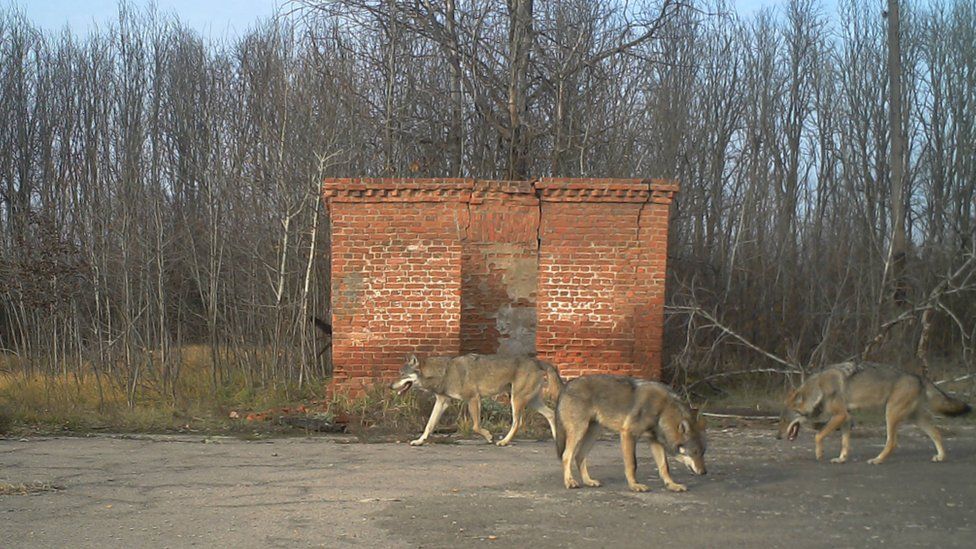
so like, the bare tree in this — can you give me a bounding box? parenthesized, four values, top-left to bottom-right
(1, 0, 974, 407)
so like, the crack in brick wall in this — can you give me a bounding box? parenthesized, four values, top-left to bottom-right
(323, 178, 677, 396)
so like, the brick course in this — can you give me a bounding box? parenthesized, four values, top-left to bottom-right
(323, 177, 677, 397)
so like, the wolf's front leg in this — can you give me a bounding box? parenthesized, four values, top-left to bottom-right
(650, 441, 686, 492)
(621, 432, 649, 492)
(830, 419, 852, 464)
(411, 394, 450, 446)
(814, 413, 848, 462)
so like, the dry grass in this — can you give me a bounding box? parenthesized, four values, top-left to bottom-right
(7, 348, 968, 437)
(0, 480, 61, 496)
(328, 386, 555, 443)
(0, 404, 11, 434)
(0, 345, 327, 434)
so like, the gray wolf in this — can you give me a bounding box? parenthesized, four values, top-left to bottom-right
(390, 353, 562, 446)
(778, 361, 972, 464)
(555, 375, 707, 492)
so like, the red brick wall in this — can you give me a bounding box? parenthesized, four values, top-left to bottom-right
(535, 179, 676, 380)
(323, 177, 677, 396)
(324, 179, 469, 395)
(460, 181, 539, 355)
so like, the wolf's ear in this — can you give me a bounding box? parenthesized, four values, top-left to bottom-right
(696, 415, 707, 431)
(405, 354, 419, 368)
(679, 419, 690, 435)
(692, 402, 708, 421)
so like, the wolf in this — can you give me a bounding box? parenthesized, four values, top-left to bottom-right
(390, 353, 563, 447)
(778, 361, 972, 464)
(555, 375, 707, 492)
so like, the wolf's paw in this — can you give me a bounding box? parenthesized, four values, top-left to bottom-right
(830, 457, 847, 464)
(583, 478, 602, 487)
(628, 483, 650, 493)
(665, 483, 687, 493)
(409, 438, 427, 446)
(815, 449, 824, 461)
(564, 478, 580, 489)
(867, 457, 885, 465)
(496, 439, 511, 447)
(931, 454, 945, 463)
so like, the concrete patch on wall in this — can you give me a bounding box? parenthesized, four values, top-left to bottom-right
(336, 272, 364, 311)
(495, 304, 537, 356)
(461, 243, 538, 354)
(499, 255, 536, 302)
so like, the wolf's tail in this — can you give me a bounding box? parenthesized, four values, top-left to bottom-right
(554, 404, 567, 460)
(926, 381, 972, 417)
(540, 360, 564, 400)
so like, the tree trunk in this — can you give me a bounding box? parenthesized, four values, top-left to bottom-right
(506, 0, 534, 179)
(883, 0, 913, 367)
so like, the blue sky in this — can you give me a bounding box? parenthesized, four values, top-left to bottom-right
(10, 0, 287, 37)
(11, 1, 833, 37)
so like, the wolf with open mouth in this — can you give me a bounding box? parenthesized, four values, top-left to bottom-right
(390, 353, 563, 446)
(778, 361, 971, 464)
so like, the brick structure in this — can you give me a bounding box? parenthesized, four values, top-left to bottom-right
(323, 178, 677, 396)
(324, 179, 468, 395)
(535, 178, 677, 380)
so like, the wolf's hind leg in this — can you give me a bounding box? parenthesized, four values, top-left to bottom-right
(467, 397, 493, 443)
(576, 423, 602, 487)
(870, 381, 920, 464)
(561, 420, 585, 489)
(915, 414, 946, 462)
(869, 396, 914, 464)
(528, 394, 557, 439)
(498, 394, 526, 446)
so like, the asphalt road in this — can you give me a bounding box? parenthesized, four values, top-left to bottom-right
(2, 423, 975, 548)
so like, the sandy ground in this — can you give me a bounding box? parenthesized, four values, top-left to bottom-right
(2, 423, 975, 548)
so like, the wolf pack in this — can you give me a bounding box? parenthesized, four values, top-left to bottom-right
(390, 353, 972, 492)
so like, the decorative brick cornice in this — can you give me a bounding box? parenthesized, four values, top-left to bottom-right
(469, 180, 536, 205)
(534, 178, 679, 204)
(323, 178, 474, 203)
(323, 177, 679, 204)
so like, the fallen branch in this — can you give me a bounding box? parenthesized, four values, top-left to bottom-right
(934, 373, 975, 386)
(864, 252, 976, 361)
(701, 412, 779, 421)
(688, 368, 802, 389)
(668, 304, 802, 371)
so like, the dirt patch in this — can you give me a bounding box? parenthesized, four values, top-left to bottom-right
(2, 424, 975, 548)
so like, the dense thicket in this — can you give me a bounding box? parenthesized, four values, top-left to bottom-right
(1, 0, 973, 399)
